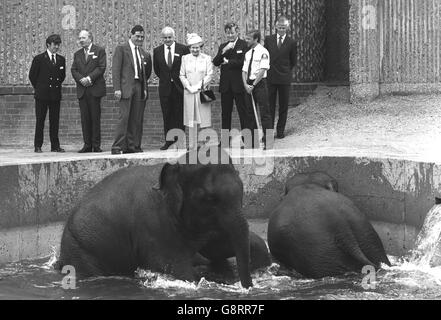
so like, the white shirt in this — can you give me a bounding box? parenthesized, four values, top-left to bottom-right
(164, 42, 176, 65)
(84, 43, 93, 56)
(47, 50, 57, 64)
(129, 39, 142, 79)
(277, 33, 286, 46)
(242, 43, 270, 80)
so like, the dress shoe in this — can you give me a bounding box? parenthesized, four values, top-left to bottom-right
(111, 149, 123, 155)
(276, 133, 285, 139)
(78, 146, 92, 153)
(34, 147, 42, 153)
(123, 149, 136, 154)
(51, 147, 65, 152)
(92, 147, 103, 153)
(134, 148, 143, 153)
(160, 141, 173, 151)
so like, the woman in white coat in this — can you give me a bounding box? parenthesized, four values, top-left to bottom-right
(179, 33, 214, 150)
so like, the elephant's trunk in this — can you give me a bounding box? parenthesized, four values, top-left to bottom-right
(221, 212, 253, 289)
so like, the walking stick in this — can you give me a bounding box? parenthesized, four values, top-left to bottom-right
(250, 92, 263, 146)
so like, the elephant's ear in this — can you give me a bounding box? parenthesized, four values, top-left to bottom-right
(159, 163, 183, 217)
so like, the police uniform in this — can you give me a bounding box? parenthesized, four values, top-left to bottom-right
(29, 50, 66, 151)
(242, 43, 273, 148)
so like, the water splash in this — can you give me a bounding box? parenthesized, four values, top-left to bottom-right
(410, 204, 441, 267)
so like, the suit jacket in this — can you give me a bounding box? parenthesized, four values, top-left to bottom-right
(264, 34, 297, 84)
(112, 42, 152, 100)
(153, 42, 190, 96)
(71, 44, 107, 99)
(213, 38, 248, 93)
(29, 51, 66, 101)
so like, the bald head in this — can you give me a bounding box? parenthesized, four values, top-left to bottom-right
(161, 26, 175, 46)
(78, 29, 93, 48)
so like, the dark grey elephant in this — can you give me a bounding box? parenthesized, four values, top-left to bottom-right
(56, 148, 265, 288)
(268, 172, 391, 278)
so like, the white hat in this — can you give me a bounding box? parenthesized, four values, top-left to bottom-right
(186, 33, 203, 46)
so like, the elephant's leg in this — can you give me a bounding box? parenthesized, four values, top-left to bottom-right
(249, 232, 272, 270)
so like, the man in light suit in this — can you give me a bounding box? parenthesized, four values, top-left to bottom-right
(29, 34, 66, 153)
(153, 26, 189, 150)
(71, 30, 106, 153)
(264, 15, 297, 139)
(111, 25, 152, 154)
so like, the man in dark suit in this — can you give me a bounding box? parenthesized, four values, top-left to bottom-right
(153, 26, 189, 150)
(29, 34, 66, 153)
(71, 30, 106, 153)
(213, 22, 254, 147)
(111, 25, 152, 154)
(264, 15, 297, 139)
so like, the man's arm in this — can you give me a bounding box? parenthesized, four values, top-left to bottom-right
(153, 48, 160, 78)
(112, 46, 123, 92)
(29, 56, 39, 88)
(71, 52, 83, 83)
(88, 47, 107, 81)
(144, 53, 152, 81)
(290, 40, 298, 69)
(60, 57, 66, 83)
(212, 44, 225, 67)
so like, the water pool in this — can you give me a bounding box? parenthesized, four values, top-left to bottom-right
(1, 256, 441, 300)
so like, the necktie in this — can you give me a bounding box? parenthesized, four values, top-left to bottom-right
(84, 48, 89, 61)
(135, 46, 142, 79)
(247, 49, 255, 82)
(278, 36, 283, 49)
(167, 46, 172, 69)
(51, 54, 56, 65)
(135, 46, 145, 99)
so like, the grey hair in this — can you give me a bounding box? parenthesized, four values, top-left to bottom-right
(161, 26, 175, 36)
(79, 29, 93, 41)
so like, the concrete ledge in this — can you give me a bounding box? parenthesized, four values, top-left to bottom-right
(1, 151, 441, 263)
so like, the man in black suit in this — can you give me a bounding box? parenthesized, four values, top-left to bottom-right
(264, 15, 297, 139)
(213, 22, 253, 147)
(29, 34, 66, 153)
(111, 25, 152, 154)
(71, 30, 107, 153)
(153, 27, 189, 150)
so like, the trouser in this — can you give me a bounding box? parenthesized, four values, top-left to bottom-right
(221, 90, 252, 131)
(268, 83, 290, 135)
(112, 80, 146, 152)
(79, 89, 102, 149)
(160, 84, 184, 142)
(244, 79, 273, 147)
(34, 99, 61, 149)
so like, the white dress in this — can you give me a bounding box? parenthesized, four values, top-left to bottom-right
(179, 53, 214, 128)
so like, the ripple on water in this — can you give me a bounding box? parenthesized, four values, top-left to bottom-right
(2, 256, 441, 299)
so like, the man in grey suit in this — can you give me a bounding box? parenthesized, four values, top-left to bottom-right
(111, 25, 152, 154)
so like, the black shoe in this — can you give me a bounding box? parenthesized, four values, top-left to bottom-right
(134, 148, 143, 153)
(51, 147, 65, 152)
(78, 146, 92, 153)
(160, 141, 174, 151)
(111, 149, 123, 155)
(276, 133, 285, 139)
(123, 149, 136, 154)
(92, 147, 103, 153)
(34, 147, 42, 153)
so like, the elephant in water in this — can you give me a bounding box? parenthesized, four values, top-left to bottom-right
(268, 172, 391, 278)
(55, 148, 269, 288)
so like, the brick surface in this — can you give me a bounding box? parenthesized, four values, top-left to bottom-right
(0, 84, 315, 149)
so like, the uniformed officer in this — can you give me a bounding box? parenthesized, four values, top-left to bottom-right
(29, 34, 66, 153)
(242, 29, 273, 150)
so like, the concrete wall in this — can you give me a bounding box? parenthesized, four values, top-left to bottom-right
(349, 0, 441, 101)
(2, 153, 441, 263)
